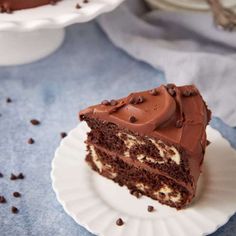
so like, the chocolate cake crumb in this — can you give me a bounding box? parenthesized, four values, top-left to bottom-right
(18, 173, 24, 179)
(116, 218, 124, 226)
(10, 174, 17, 180)
(76, 3, 81, 9)
(110, 100, 117, 106)
(28, 138, 35, 144)
(60, 132, 67, 139)
(175, 120, 183, 128)
(0, 172, 3, 178)
(150, 89, 158, 96)
(129, 116, 137, 123)
(0, 196, 6, 203)
(101, 100, 110, 106)
(30, 119, 40, 126)
(13, 192, 21, 198)
(147, 205, 154, 212)
(11, 206, 19, 214)
(6, 97, 12, 103)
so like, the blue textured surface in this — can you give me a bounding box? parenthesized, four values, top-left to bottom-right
(0, 21, 235, 236)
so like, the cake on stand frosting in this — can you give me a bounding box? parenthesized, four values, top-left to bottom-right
(0, 0, 124, 66)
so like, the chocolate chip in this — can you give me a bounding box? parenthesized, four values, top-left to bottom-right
(116, 218, 124, 226)
(0, 172, 3, 178)
(6, 97, 12, 103)
(207, 140, 211, 146)
(137, 96, 144, 104)
(168, 88, 176, 96)
(10, 174, 17, 180)
(129, 116, 137, 123)
(129, 96, 137, 104)
(101, 100, 110, 106)
(175, 120, 183, 128)
(83, 0, 89, 2)
(30, 119, 40, 126)
(75, 3, 81, 8)
(60, 132, 67, 139)
(11, 206, 19, 214)
(0, 196, 6, 203)
(158, 142, 165, 148)
(131, 190, 142, 198)
(166, 83, 175, 89)
(147, 205, 154, 212)
(13, 192, 21, 198)
(28, 138, 35, 144)
(18, 173, 24, 179)
(110, 100, 117, 106)
(150, 89, 158, 96)
(168, 149, 175, 156)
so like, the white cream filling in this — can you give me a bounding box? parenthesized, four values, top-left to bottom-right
(118, 133, 181, 165)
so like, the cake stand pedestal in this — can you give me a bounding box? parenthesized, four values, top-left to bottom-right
(0, 28, 65, 66)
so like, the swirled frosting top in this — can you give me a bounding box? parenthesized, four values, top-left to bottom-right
(80, 84, 211, 153)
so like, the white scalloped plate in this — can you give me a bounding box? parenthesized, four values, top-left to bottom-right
(51, 122, 236, 236)
(0, 0, 124, 31)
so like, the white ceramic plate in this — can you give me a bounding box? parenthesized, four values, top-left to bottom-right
(0, 0, 124, 31)
(146, 0, 236, 11)
(51, 122, 236, 236)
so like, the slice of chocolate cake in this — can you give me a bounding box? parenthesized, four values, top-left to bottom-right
(79, 84, 211, 209)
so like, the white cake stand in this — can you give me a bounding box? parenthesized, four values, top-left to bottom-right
(0, 0, 124, 66)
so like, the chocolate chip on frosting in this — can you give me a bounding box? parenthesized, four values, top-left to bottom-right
(129, 96, 136, 105)
(176, 120, 183, 128)
(110, 100, 117, 106)
(150, 89, 158, 96)
(137, 96, 144, 104)
(129, 116, 137, 123)
(101, 100, 110, 106)
(166, 83, 175, 89)
(167, 88, 176, 97)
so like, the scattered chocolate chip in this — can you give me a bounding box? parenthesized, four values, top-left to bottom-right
(116, 218, 124, 226)
(13, 192, 21, 198)
(6, 97, 12, 103)
(17, 173, 24, 179)
(206, 140, 211, 146)
(175, 120, 183, 128)
(129, 116, 137, 123)
(10, 174, 17, 180)
(131, 190, 142, 198)
(60, 132, 67, 139)
(110, 100, 117, 106)
(11, 206, 19, 214)
(28, 138, 35, 144)
(137, 96, 144, 104)
(101, 100, 110, 106)
(150, 89, 158, 96)
(75, 3, 81, 8)
(30, 119, 40, 126)
(167, 88, 176, 96)
(83, 0, 89, 3)
(147, 205, 154, 212)
(0, 196, 6, 203)
(0, 172, 3, 178)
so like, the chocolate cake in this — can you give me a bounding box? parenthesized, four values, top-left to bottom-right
(0, 0, 59, 13)
(79, 84, 211, 209)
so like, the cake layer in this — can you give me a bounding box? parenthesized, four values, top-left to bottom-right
(85, 117, 192, 185)
(0, 0, 58, 12)
(86, 144, 191, 209)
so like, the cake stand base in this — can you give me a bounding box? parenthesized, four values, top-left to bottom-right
(0, 28, 65, 66)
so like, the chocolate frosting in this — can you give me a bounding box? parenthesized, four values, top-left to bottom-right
(80, 84, 211, 197)
(0, 0, 58, 12)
